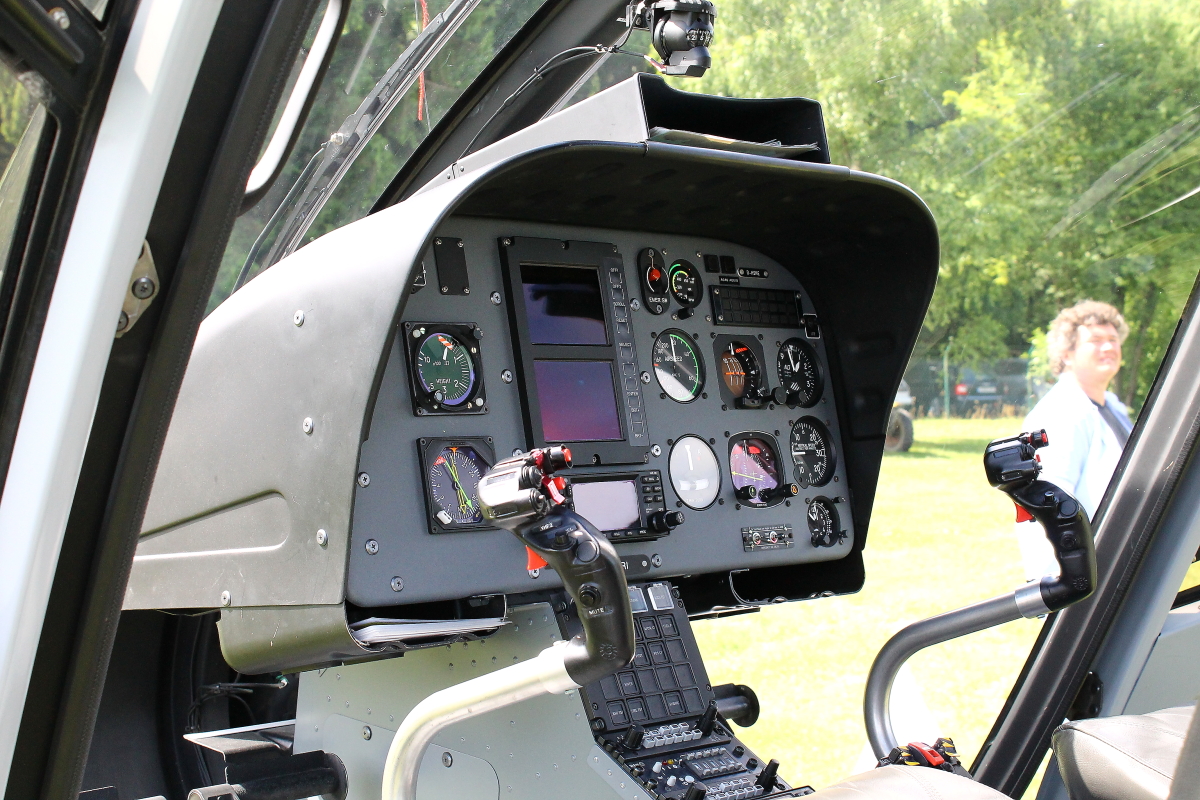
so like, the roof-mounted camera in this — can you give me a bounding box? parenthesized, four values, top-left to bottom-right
(629, 0, 717, 77)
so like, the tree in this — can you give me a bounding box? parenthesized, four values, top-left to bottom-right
(684, 0, 1200, 411)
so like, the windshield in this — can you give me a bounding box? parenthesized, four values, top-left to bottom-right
(209, 0, 545, 311)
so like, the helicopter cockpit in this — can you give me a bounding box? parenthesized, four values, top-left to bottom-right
(22, 1, 1191, 800)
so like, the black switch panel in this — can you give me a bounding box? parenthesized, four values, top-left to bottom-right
(710, 286, 803, 328)
(561, 581, 813, 799)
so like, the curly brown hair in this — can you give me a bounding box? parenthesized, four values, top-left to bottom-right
(1047, 300, 1129, 376)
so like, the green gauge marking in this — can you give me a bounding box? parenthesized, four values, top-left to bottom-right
(416, 332, 476, 406)
(652, 329, 705, 402)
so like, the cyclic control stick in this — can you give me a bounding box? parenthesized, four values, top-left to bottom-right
(864, 430, 1097, 760)
(383, 447, 635, 800)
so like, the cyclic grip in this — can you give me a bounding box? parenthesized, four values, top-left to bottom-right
(479, 446, 636, 684)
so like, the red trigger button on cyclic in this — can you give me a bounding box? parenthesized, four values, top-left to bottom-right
(1015, 504, 1034, 523)
(526, 547, 548, 571)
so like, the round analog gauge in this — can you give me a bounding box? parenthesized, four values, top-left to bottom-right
(669, 435, 721, 509)
(653, 330, 705, 402)
(789, 417, 835, 487)
(719, 341, 763, 400)
(729, 435, 781, 507)
(416, 332, 476, 406)
(807, 497, 842, 547)
(668, 259, 702, 308)
(777, 338, 823, 407)
(428, 445, 490, 526)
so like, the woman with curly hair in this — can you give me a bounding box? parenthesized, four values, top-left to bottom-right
(1018, 300, 1132, 579)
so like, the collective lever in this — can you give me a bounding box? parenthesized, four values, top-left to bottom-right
(863, 429, 1098, 760)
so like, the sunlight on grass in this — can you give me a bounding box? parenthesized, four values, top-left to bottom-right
(693, 418, 1044, 790)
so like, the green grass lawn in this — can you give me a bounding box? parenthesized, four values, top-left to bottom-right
(692, 417, 1044, 790)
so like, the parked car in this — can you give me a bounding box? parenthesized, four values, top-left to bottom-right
(886, 379, 915, 451)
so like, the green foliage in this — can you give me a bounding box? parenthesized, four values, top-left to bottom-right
(680, 0, 1200, 411)
(0, 71, 33, 169)
(210, 0, 544, 312)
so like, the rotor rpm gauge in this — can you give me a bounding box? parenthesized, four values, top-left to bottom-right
(653, 329, 705, 402)
(420, 438, 495, 533)
(777, 338, 823, 407)
(404, 323, 487, 415)
(789, 417, 835, 487)
(728, 434, 782, 507)
(667, 259, 703, 311)
(807, 497, 844, 548)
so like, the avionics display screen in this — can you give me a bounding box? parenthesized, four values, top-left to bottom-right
(521, 263, 608, 345)
(533, 360, 622, 442)
(572, 480, 640, 532)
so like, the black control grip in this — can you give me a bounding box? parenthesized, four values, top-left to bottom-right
(516, 508, 636, 684)
(984, 431, 1097, 612)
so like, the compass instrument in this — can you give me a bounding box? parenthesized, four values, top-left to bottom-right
(652, 329, 705, 402)
(807, 497, 843, 547)
(419, 438, 495, 533)
(789, 417, 835, 487)
(404, 322, 486, 415)
(728, 433, 784, 507)
(776, 337, 823, 407)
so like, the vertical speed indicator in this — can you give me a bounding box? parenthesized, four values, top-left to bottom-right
(789, 417, 835, 487)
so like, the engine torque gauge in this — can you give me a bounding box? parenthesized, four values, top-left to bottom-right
(807, 497, 844, 547)
(728, 433, 787, 507)
(777, 338, 823, 407)
(667, 259, 703, 316)
(652, 329, 705, 402)
(419, 437, 495, 533)
(404, 322, 487, 416)
(790, 417, 836, 487)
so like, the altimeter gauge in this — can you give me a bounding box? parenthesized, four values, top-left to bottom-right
(404, 322, 487, 415)
(419, 438, 496, 533)
(776, 338, 823, 407)
(653, 329, 705, 402)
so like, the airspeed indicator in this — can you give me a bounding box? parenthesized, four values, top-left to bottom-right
(652, 329, 704, 402)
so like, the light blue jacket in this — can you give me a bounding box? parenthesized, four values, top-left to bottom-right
(1022, 373, 1132, 519)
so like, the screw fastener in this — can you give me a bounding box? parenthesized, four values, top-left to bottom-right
(220, 591, 231, 607)
(131, 276, 156, 299)
(390, 576, 404, 592)
(442, 752, 454, 768)
(316, 529, 328, 546)
(48, 7, 69, 28)
(365, 539, 379, 555)
(501, 369, 513, 383)
(358, 472, 371, 487)
(650, 444, 662, 457)
(362, 726, 373, 740)
(490, 291, 502, 305)
(294, 310, 305, 326)
(302, 417, 314, 434)
(640, 371, 651, 384)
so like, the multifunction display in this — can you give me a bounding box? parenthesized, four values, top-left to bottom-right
(500, 237, 650, 465)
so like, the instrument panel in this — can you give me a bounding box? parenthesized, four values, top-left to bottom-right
(347, 218, 853, 608)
